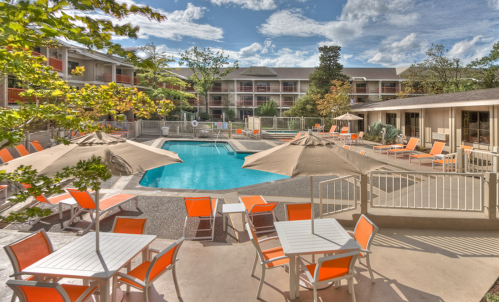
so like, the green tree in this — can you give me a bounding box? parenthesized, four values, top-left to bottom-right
(315, 80, 351, 117)
(468, 41, 499, 89)
(255, 100, 278, 116)
(179, 47, 239, 114)
(284, 94, 320, 117)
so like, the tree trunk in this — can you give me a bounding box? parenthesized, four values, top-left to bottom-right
(204, 93, 209, 116)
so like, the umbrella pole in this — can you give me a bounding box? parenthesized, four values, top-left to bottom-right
(95, 189, 100, 252)
(310, 176, 314, 234)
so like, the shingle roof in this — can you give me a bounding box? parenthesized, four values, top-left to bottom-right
(351, 88, 499, 111)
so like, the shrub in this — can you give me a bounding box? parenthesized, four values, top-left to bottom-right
(368, 122, 401, 143)
(288, 119, 300, 130)
(199, 112, 211, 121)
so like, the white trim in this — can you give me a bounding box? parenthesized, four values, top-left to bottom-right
(351, 99, 499, 112)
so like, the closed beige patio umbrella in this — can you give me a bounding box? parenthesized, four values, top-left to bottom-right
(1, 132, 182, 251)
(242, 132, 384, 234)
(333, 112, 363, 133)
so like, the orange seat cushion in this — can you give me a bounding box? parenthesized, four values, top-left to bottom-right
(99, 194, 136, 211)
(240, 196, 266, 212)
(410, 154, 433, 159)
(305, 256, 352, 282)
(62, 284, 96, 302)
(373, 144, 403, 149)
(118, 261, 150, 288)
(262, 246, 288, 268)
(389, 148, 411, 153)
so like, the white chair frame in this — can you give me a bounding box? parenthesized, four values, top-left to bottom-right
(7, 280, 99, 302)
(347, 214, 379, 283)
(183, 198, 218, 241)
(115, 237, 184, 302)
(297, 251, 359, 302)
(246, 223, 288, 299)
(239, 196, 277, 234)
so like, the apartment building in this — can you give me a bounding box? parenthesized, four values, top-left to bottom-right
(171, 66, 420, 119)
(0, 41, 147, 115)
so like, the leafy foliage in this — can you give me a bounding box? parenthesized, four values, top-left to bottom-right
(315, 80, 351, 117)
(468, 41, 499, 89)
(255, 100, 278, 116)
(179, 47, 239, 115)
(368, 122, 401, 143)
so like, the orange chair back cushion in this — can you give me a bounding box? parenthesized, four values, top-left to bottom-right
(250, 202, 277, 214)
(430, 142, 446, 155)
(0, 149, 14, 163)
(19, 286, 64, 302)
(149, 245, 178, 281)
(286, 203, 312, 221)
(10, 232, 51, 271)
(406, 137, 419, 150)
(31, 141, 44, 152)
(350, 134, 358, 140)
(16, 145, 30, 156)
(236, 129, 242, 134)
(66, 189, 96, 209)
(354, 216, 375, 250)
(316, 256, 353, 282)
(359, 131, 364, 138)
(184, 197, 212, 217)
(114, 218, 147, 234)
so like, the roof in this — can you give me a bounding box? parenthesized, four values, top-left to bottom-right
(350, 88, 499, 111)
(171, 67, 409, 81)
(58, 39, 134, 67)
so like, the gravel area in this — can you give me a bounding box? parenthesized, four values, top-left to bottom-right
(238, 141, 274, 150)
(133, 135, 159, 146)
(5, 196, 238, 243)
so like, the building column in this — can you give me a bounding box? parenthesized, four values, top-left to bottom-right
(378, 81, 382, 99)
(494, 105, 499, 148)
(61, 48, 68, 80)
(42, 47, 50, 66)
(490, 105, 496, 150)
(298, 80, 301, 95)
(1, 75, 8, 107)
(398, 81, 402, 94)
(252, 80, 255, 116)
(450, 107, 456, 152)
(111, 63, 116, 83)
(420, 109, 425, 147)
(234, 80, 238, 119)
(396, 110, 401, 129)
(130, 70, 134, 86)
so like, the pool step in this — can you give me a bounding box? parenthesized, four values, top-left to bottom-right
(224, 144, 235, 155)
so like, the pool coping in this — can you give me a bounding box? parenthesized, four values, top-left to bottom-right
(130, 137, 294, 194)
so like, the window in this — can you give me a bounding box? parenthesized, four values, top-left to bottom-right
(256, 82, 270, 92)
(462, 111, 489, 144)
(355, 83, 367, 93)
(405, 112, 419, 137)
(282, 82, 297, 92)
(239, 82, 253, 92)
(358, 114, 365, 132)
(211, 82, 222, 92)
(386, 113, 396, 127)
(213, 82, 221, 87)
(212, 96, 222, 101)
(68, 61, 80, 75)
(116, 68, 122, 75)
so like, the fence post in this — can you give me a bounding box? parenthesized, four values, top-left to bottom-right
(360, 174, 368, 215)
(485, 172, 497, 219)
(301, 116, 304, 131)
(493, 146, 498, 173)
(457, 147, 464, 173)
(229, 121, 232, 138)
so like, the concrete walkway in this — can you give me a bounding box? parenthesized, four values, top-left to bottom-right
(1, 228, 497, 302)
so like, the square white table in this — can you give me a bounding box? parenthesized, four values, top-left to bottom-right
(275, 219, 361, 300)
(22, 232, 156, 302)
(222, 203, 246, 231)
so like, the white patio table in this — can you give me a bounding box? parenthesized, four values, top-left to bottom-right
(275, 219, 361, 300)
(21, 232, 156, 302)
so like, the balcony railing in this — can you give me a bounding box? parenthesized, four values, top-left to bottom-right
(212, 114, 222, 119)
(281, 100, 295, 107)
(187, 99, 197, 106)
(185, 86, 195, 92)
(116, 74, 131, 84)
(49, 57, 63, 72)
(256, 100, 270, 106)
(134, 77, 140, 85)
(379, 87, 399, 93)
(165, 84, 181, 90)
(8, 88, 33, 104)
(237, 100, 254, 107)
(282, 86, 298, 92)
(238, 86, 253, 92)
(210, 100, 223, 106)
(355, 87, 368, 93)
(31, 51, 42, 57)
(210, 86, 222, 92)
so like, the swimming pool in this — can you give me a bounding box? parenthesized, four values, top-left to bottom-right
(140, 141, 288, 190)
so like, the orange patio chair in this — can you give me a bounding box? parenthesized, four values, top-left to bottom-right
(250, 129, 260, 139)
(0, 185, 7, 200)
(7, 280, 99, 302)
(280, 132, 301, 144)
(239, 196, 277, 234)
(116, 237, 184, 301)
(235, 129, 245, 138)
(29, 192, 84, 223)
(183, 197, 218, 241)
(4, 230, 55, 298)
(347, 214, 379, 283)
(246, 223, 289, 299)
(285, 203, 312, 221)
(340, 126, 349, 134)
(409, 141, 446, 165)
(432, 145, 473, 171)
(29, 140, 44, 153)
(112, 216, 148, 234)
(318, 125, 336, 137)
(349, 133, 359, 145)
(14, 144, 30, 157)
(343, 145, 351, 150)
(358, 150, 366, 155)
(0, 149, 14, 163)
(298, 251, 359, 302)
(358, 131, 364, 144)
(64, 189, 138, 234)
(387, 137, 419, 158)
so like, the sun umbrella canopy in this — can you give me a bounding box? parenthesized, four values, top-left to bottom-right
(242, 134, 384, 177)
(1, 132, 182, 177)
(333, 112, 363, 121)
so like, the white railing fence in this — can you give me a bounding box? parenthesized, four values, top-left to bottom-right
(466, 149, 499, 173)
(369, 171, 484, 212)
(319, 175, 359, 217)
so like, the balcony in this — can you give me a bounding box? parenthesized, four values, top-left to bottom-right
(8, 88, 33, 104)
(210, 100, 223, 106)
(187, 99, 198, 106)
(237, 100, 254, 107)
(282, 100, 295, 107)
(116, 74, 131, 84)
(282, 86, 298, 92)
(237, 86, 253, 92)
(49, 57, 63, 72)
(31, 51, 42, 57)
(134, 77, 140, 85)
(185, 86, 195, 92)
(210, 86, 222, 92)
(211, 114, 222, 119)
(379, 87, 399, 94)
(255, 100, 270, 106)
(355, 87, 368, 93)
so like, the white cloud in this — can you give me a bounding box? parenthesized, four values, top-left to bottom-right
(209, 0, 277, 10)
(448, 35, 494, 63)
(487, 0, 499, 9)
(386, 12, 419, 26)
(71, 2, 224, 42)
(366, 33, 427, 66)
(238, 43, 263, 58)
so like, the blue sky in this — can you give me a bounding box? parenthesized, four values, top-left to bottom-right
(103, 0, 499, 67)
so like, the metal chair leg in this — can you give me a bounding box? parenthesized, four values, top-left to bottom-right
(256, 265, 266, 299)
(366, 254, 375, 283)
(173, 265, 181, 298)
(251, 252, 258, 276)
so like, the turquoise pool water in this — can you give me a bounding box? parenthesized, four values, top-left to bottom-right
(140, 141, 288, 190)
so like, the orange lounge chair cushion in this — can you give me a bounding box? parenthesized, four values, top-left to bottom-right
(31, 141, 44, 152)
(373, 144, 404, 149)
(15, 145, 30, 156)
(410, 154, 434, 159)
(287, 204, 312, 221)
(389, 148, 411, 153)
(99, 194, 136, 211)
(305, 257, 351, 282)
(262, 246, 289, 268)
(0, 149, 14, 163)
(354, 216, 375, 250)
(114, 218, 147, 234)
(0, 185, 7, 190)
(62, 284, 95, 302)
(240, 196, 266, 212)
(185, 198, 217, 217)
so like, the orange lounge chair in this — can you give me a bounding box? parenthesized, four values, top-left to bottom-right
(280, 132, 301, 144)
(29, 140, 44, 153)
(116, 237, 184, 300)
(183, 197, 218, 241)
(14, 144, 30, 157)
(347, 214, 378, 283)
(239, 195, 278, 234)
(313, 123, 324, 132)
(246, 223, 289, 299)
(387, 137, 419, 158)
(30, 192, 84, 222)
(64, 189, 138, 233)
(432, 145, 473, 171)
(0, 149, 14, 163)
(0, 185, 7, 200)
(409, 141, 446, 165)
(318, 125, 336, 137)
(358, 150, 366, 155)
(7, 280, 99, 302)
(373, 143, 405, 154)
(358, 131, 365, 144)
(343, 145, 351, 150)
